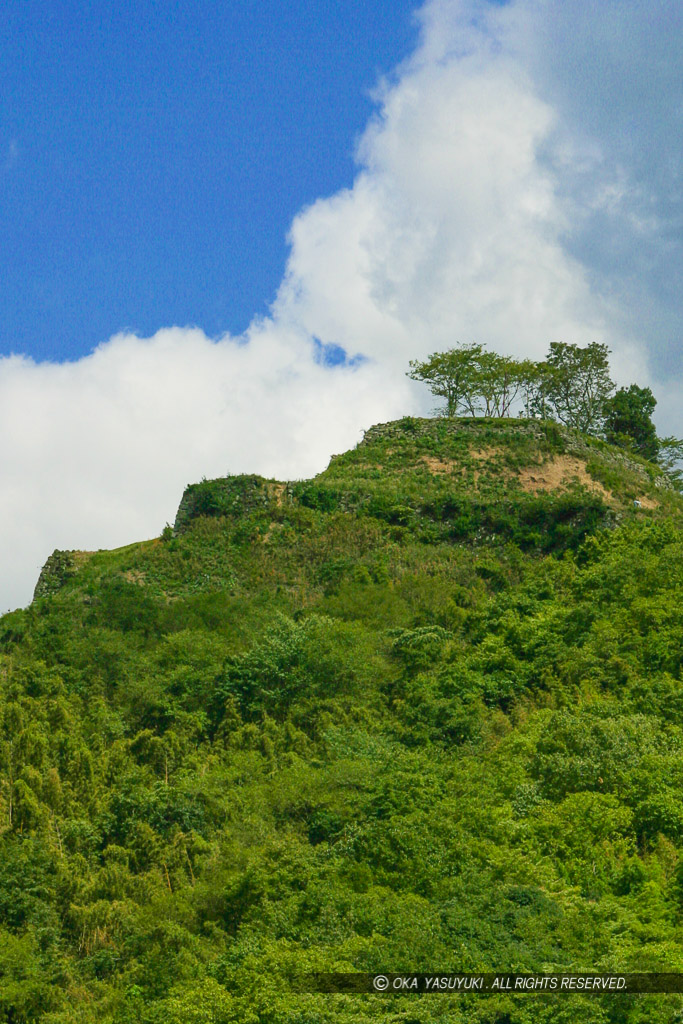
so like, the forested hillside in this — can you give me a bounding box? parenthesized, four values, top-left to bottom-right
(1, 417, 683, 1023)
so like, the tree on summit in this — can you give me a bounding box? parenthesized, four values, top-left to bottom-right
(603, 384, 658, 460)
(408, 342, 614, 425)
(407, 344, 535, 419)
(539, 342, 615, 434)
(472, 351, 538, 418)
(407, 344, 483, 417)
(407, 341, 683, 485)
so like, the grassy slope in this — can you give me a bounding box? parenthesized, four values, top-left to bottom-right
(1, 417, 683, 1023)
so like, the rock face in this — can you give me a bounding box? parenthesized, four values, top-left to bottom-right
(33, 549, 76, 601)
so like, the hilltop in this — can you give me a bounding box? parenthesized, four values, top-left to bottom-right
(2, 417, 683, 1023)
(33, 416, 678, 603)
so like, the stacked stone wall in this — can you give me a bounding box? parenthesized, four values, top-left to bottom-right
(33, 549, 76, 601)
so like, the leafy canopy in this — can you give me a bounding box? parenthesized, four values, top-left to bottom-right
(603, 384, 658, 460)
(408, 344, 537, 419)
(407, 341, 682, 484)
(407, 343, 484, 417)
(540, 341, 614, 434)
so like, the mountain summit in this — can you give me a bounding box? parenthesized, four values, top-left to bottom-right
(34, 416, 676, 601)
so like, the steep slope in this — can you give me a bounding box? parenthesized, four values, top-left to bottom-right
(1, 417, 683, 1023)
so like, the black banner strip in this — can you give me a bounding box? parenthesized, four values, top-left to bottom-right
(303, 973, 683, 994)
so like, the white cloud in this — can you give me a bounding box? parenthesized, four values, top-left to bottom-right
(2, 0, 681, 610)
(0, 329, 410, 611)
(497, 0, 683, 384)
(273, 0, 656, 387)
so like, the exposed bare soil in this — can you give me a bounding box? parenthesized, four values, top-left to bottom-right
(419, 447, 502, 475)
(519, 456, 614, 501)
(419, 450, 658, 509)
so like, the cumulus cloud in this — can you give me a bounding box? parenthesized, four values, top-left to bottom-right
(278, 32, 603, 367)
(2, 0, 682, 609)
(0, 329, 410, 611)
(499, 0, 683, 379)
(274, 0, 680, 398)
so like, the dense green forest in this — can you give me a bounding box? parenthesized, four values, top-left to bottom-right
(2, 416, 683, 1022)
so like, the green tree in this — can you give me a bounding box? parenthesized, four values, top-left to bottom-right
(517, 359, 546, 418)
(408, 345, 535, 418)
(407, 344, 483, 417)
(603, 385, 658, 460)
(542, 342, 615, 433)
(657, 435, 683, 488)
(475, 352, 538, 418)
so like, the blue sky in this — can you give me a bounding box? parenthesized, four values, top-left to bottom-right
(1, 0, 682, 610)
(1, 0, 418, 359)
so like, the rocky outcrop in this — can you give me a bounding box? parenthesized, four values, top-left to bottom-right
(33, 549, 76, 601)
